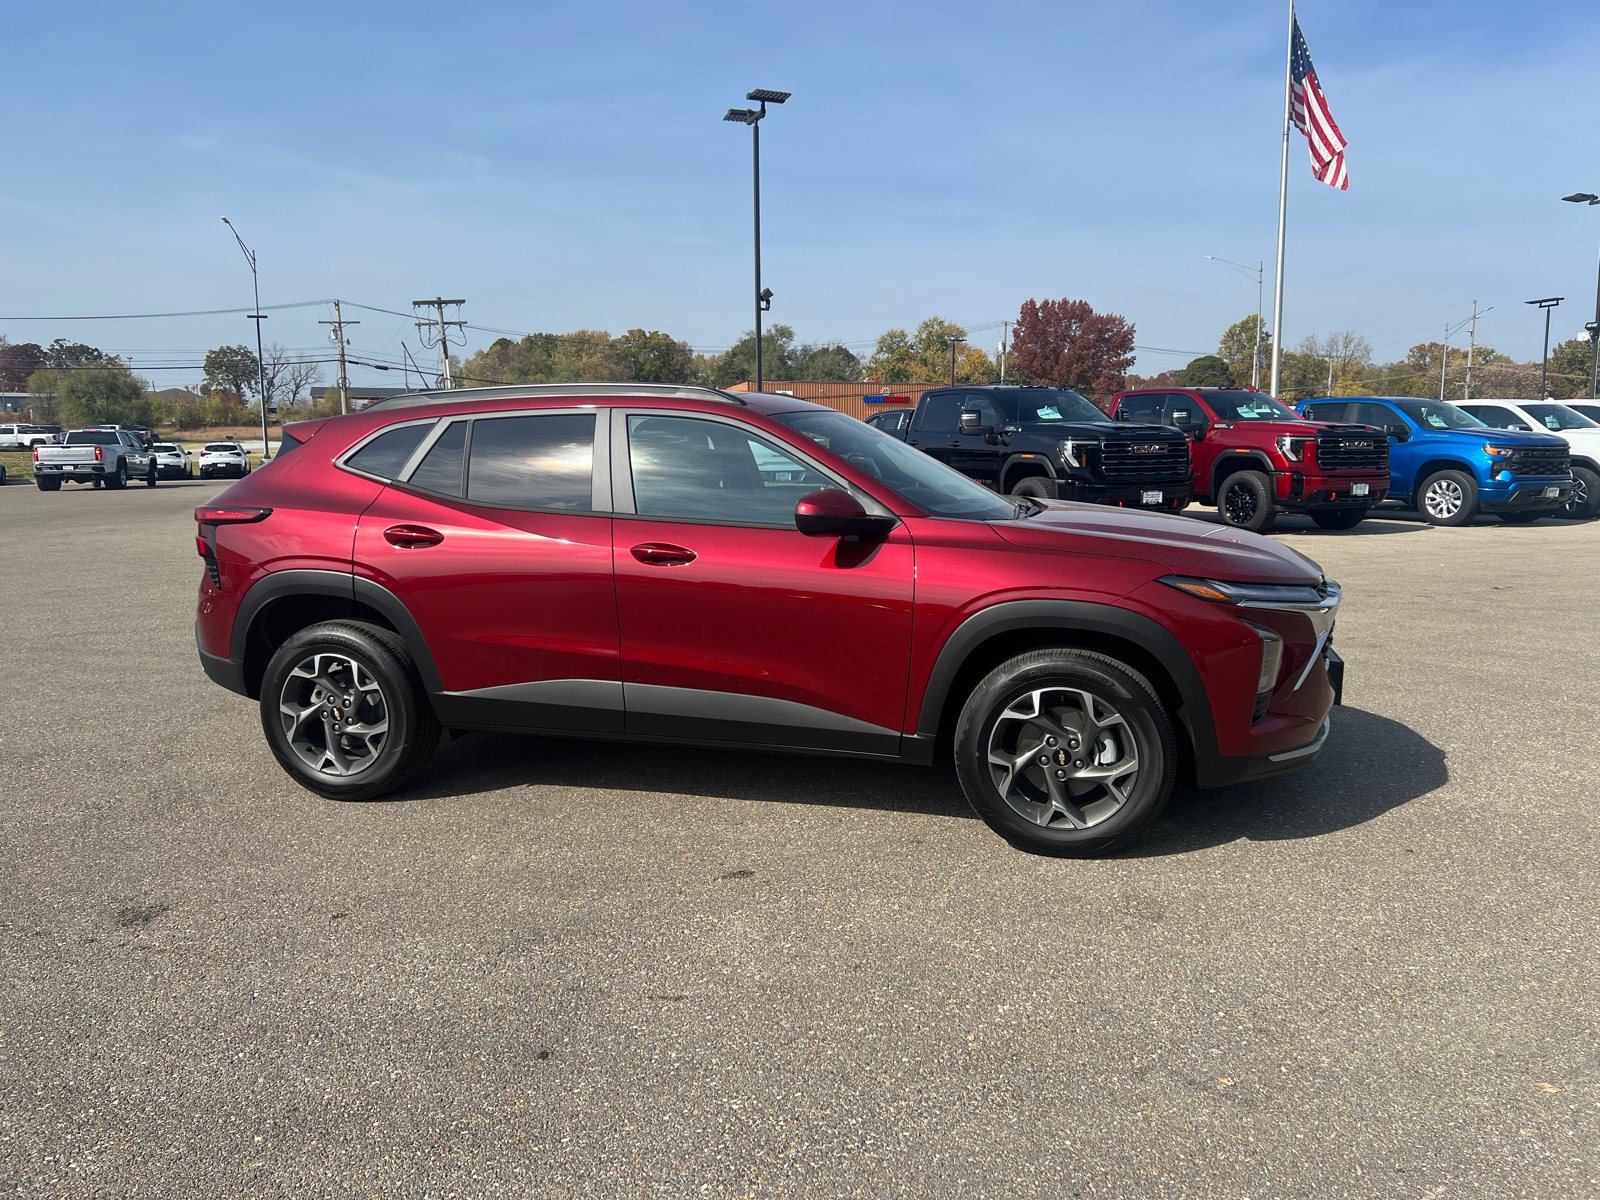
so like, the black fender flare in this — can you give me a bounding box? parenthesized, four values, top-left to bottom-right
(998, 453, 1058, 493)
(229, 569, 444, 695)
(914, 598, 1219, 773)
(1209, 451, 1277, 498)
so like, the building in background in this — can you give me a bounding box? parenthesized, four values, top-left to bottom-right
(725, 381, 941, 421)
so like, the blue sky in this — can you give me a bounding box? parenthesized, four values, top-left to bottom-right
(4, 0, 1599, 387)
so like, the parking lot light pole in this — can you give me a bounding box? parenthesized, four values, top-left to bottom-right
(1525, 297, 1563, 400)
(221, 217, 272, 460)
(724, 89, 790, 395)
(949, 335, 966, 385)
(1205, 256, 1266, 389)
(1561, 193, 1600, 397)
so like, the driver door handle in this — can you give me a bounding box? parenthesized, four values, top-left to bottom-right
(630, 542, 697, 567)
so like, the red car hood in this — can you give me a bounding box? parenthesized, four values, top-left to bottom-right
(992, 503, 1324, 586)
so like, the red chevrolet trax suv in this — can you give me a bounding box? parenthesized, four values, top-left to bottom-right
(194, 385, 1344, 857)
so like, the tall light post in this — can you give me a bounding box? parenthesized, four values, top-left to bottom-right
(1561, 193, 1600, 398)
(1525, 297, 1563, 400)
(948, 334, 966, 385)
(724, 88, 790, 395)
(1205, 255, 1265, 388)
(221, 217, 273, 459)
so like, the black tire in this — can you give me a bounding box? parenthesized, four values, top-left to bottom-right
(1310, 508, 1368, 530)
(1009, 475, 1060, 501)
(1498, 511, 1542, 524)
(1218, 470, 1276, 532)
(1419, 469, 1478, 526)
(259, 621, 441, 802)
(145, 464, 158, 487)
(36, 476, 61, 491)
(954, 648, 1176, 857)
(1558, 464, 1600, 520)
(105, 460, 129, 490)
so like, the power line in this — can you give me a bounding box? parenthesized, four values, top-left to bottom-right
(0, 300, 331, 321)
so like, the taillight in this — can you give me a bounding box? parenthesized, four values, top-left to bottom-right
(194, 506, 272, 524)
(95, 446, 103, 461)
(196, 535, 209, 558)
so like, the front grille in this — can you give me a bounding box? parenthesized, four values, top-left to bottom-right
(1506, 447, 1570, 477)
(1315, 433, 1388, 471)
(1098, 439, 1190, 481)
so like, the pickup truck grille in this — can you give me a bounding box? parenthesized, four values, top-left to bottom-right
(1506, 447, 1570, 477)
(1315, 434, 1388, 471)
(1099, 440, 1189, 481)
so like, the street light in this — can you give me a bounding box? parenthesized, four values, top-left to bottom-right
(1525, 296, 1563, 400)
(221, 217, 273, 460)
(1561, 192, 1600, 398)
(948, 334, 966, 386)
(1204, 256, 1265, 388)
(724, 88, 790, 395)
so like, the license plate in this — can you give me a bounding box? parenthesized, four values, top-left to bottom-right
(1141, 490, 1162, 504)
(1351, 483, 1369, 497)
(1545, 486, 1560, 498)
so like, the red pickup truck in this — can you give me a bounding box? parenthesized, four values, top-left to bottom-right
(1109, 387, 1390, 532)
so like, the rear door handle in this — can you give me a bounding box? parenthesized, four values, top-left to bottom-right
(630, 542, 697, 566)
(384, 524, 444, 549)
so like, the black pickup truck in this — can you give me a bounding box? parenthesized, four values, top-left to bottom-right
(868, 386, 1193, 510)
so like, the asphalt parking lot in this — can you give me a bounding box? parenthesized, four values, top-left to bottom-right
(2, 479, 1595, 1199)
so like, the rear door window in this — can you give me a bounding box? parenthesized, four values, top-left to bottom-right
(913, 394, 962, 433)
(466, 413, 596, 510)
(407, 421, 468, 497)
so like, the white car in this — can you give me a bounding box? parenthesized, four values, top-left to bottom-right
(1451, 399, 1600, 519)
(148, 442, 194, 480)
(1569, 401, 1600, 424)
(198, 442, 252, 479)
(0, 423, 62, 449)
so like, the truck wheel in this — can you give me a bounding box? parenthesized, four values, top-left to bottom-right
(1310, 508, 1367, 530)
(105, 461, 129, 490)
(1219, 471, 1276, 532)
(1558, 464, 1600, 519)
(145, 464, 158, 487)
(954, 648, 1176, 857)
(1419, 470, 1478, 526)
(260, 621, 441, 802)
(1009, 475, 1059, 501)
(36, 477, 61, 491)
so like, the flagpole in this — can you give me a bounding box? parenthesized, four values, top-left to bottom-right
(1269, 0, 1294, 398)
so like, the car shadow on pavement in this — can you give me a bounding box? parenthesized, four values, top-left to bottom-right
(1127, 705, 1445, 855)
(1183, 508, 1433, 535)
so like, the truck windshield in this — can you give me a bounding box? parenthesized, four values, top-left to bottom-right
(1521, 403, 1598, 431)
(1010, 390, 1105, 423)
(771, 410, 1020, 522)
(1393, 401, 1485, 430)
(65, 431, 121, 445)
(1205, 393, 1302, 421)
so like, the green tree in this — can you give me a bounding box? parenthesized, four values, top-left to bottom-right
(866, 317, 994, 384)
(55, 364, 154, 427)
(613, 329, 691, 383)
(1176, 355, 1234, 387)
(1217, 315, 1272, 386)
(43, 339, 107, 370)
(1546, 336, 1596, 399)
(791, 342, 862, 382)
(710, 325, 798, 388)
(203, 344, 261, 402)
(0, 337, 45, 391)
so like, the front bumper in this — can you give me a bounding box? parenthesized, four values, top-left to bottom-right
(1067, 478, 1194, 510)
(1480, 478, 1572, 511)
(1276, 471, 1388, 510)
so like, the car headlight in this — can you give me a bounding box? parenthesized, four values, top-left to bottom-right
(1058, 439, 1097, 468)
(1277, 435, 1315, 462)
(1483, 444, 1514, 458)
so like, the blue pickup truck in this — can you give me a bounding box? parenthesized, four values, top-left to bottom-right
(1296, 397, 1572, 525)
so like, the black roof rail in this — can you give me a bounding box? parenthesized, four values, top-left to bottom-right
(362, 383, 749, 411)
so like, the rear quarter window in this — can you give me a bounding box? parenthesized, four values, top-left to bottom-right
(344, 423, 432, 480)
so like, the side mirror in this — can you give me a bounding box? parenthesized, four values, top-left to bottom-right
(958, 410, 992, 436)
(1511, 423, 1531, 432)
(1383, 423, 1410, 442)
(1171, 409, 1204, 439)
(795, 489, 896, 540)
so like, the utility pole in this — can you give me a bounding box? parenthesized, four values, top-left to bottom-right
(413, 298, 466, 388)
(999, 320, 1009, 384)
(319, 300, 359, 415)
(1327, 353, 1336, 399)
(1465, 301, 1477, 400)
(1439, 325, 1448, 403)
(949, 335, 966, 386)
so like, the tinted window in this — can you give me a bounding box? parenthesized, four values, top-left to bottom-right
(1569, 403, 1600, 422)
(1010, 389, 1105, 423)
(628, 415, 815, 526)
(150, 443, 180, 453)
(467, 414, 595, 510)
(1521, 403, 1598, 431)
(961, 394, 1002, 429)
(346, 424, 430, 479)
(1350, 403, 1400, 429)
(1395, 401, 1484, 430)
(408, 421, 467, 496)
(1204, 392, 1302, 421)
(1117, 394, 1166, 424)
(65, 431, 121, 445)
(204, 443, 240, 452)
(1300, 402, 1350, 423)
(914, 394, 963, 432)
(1459, 404, 1525, 430)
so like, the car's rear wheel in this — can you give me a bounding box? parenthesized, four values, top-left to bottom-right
(954, 648, 1176, 857)
(1558, 464, 1600, 519)
(36, 477, 61, 491)
(1310, 508, 1367, 530)
(1419, 469, 1478, 526)
(1009, 475, 1059, 501)
(105, 461, 128, 490)
(1219, 471, 1276, 532)
(260, 621, 440, 802)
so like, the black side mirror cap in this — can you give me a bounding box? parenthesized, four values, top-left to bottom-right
(958, 410, 992, 435)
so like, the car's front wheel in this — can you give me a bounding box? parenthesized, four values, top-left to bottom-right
(1419, 469, 1478, 526)
(1219, 471, 1276, 532)
(954, 648, 1176, 857)
(1009, 475, 1060, 501)
(260, 621, 440, 801)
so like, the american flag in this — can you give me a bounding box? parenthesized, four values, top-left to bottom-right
(1290, 16, 1348, 190)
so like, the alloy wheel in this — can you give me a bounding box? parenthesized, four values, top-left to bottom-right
(1562, 474, 1589, 518)
(1424, 478, 1462, 520)
(985, 686, 1139, 830)
(277, 651, 390, 777)
(1223, 481, 1258, 525)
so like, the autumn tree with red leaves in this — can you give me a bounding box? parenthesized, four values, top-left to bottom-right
(1009, 298, 1136, 404)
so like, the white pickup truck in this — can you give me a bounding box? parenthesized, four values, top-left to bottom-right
(33, 429, 158, 490)
(0, 424, 62, 449)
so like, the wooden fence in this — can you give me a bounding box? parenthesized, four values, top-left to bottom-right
(725, 381, 944, 422)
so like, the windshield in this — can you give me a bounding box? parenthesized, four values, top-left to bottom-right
(771, 410, 1020, 521)
(1009, 389, 1106, 424)
(65, 431, 121, 445)
(1522, 403, 1598, 431)
(1394, 401, 1485, 430)
(1205, 392, 1302, 421)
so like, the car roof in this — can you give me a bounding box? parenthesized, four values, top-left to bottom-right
(361, 382, 823, 414)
